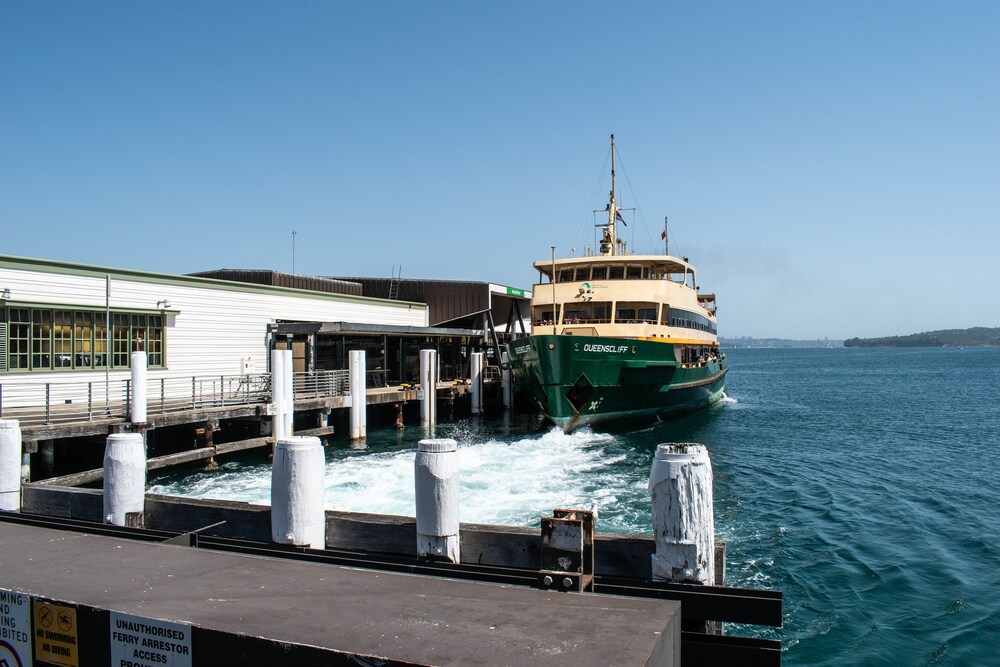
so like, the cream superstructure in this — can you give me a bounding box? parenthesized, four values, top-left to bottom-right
(530, 254, 718, 347)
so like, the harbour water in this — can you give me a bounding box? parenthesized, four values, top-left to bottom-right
(149, 347, 1000, 665)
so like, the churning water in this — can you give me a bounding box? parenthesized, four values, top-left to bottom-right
(149, 347, 1000, 665)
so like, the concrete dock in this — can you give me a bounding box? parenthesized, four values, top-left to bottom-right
(0, 520, 680, 666)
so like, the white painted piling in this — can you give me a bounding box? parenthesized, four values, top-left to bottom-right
(21, 452, 30, 484)
(271, 435, 326, 549)
(414, 438, 460, 562)
(271, 349, 286, 439)
(649, 443, 715, 585)
(349, 349, 366, 439)
(282, 348, 294, 435)
(419, 349, 438, 427)
(130, 351, 147, 424)
(271, 349, 294, 439)
(470, 352, 484, 414)
(501, 367, 513, 410)
(0, 420, 22, 512)
(103, 433, 146, 526)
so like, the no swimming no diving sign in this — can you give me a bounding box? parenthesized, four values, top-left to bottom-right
(33, 600, 78, 667)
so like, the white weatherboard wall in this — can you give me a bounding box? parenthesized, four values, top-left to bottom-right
(0, 256, 428, 404)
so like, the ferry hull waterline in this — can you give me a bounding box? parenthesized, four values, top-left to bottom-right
(510, 334, 728, 430)
(510, 135, 727, 431)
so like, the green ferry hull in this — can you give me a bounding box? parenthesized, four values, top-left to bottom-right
(508, 334, 727, 431)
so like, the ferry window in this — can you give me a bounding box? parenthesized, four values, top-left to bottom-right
(574, 267, 590, 281)
(609, 265, 625, 280)
(663, 307, 715, 334)
(564, 302, 611, 323)
(533, 305, 561, 325)
(591, 302, 610, 322)
(558, 268, 574, 282)
(626, 265, 642, 280)
(615, 308, 636, 322)
(642, 267, 652, 279)
(638, 308, 658, 323)
(591, 266, 608, 280)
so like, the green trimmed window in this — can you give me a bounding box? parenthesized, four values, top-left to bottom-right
(2, 307, 165, 372)
(8, 308, 30, 370)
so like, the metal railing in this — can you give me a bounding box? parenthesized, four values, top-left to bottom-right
(293, 369, 349, 399)
(0, 369, 351, 427)
(141, 373, 273, 414)
(0, 380, 130, 425)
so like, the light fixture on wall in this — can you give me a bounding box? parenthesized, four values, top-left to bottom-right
(1, 288, 10, 299)
(156, 299, 171, 309)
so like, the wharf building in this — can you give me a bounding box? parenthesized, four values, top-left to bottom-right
(0, 254, 530, 480)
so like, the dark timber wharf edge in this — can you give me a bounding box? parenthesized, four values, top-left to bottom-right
(1, 486, 782, 666)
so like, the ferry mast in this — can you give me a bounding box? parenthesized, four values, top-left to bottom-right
(597, 134, 630, 256)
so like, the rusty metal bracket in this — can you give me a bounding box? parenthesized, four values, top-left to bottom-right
(110, 421, 155, 433)
(538, 508, 595, 592)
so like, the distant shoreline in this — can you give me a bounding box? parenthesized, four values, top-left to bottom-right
(719, 337, 842, 349)
(721, 327, 1000, 348)
(843, 327, 1000, 348)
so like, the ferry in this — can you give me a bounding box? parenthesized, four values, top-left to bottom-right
(507, 136, 727, 431)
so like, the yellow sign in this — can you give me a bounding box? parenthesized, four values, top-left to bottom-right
(32, 600, 79, 667)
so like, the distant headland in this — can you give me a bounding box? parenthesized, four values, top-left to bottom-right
(843, 327, 1000, 348)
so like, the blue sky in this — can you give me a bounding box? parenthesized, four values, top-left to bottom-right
(2, 1, 997, 339)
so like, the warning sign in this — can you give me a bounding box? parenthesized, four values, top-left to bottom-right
(0, 588, 32, 667)
(32, 600, 78, 666)
(110, 612, 192, 667)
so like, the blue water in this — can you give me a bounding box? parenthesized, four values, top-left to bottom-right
(149, 347, 1000, 665)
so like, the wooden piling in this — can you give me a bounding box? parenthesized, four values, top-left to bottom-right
(648, 443, 715, 585)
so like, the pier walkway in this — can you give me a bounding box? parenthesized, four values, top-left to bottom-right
(0, 518, 680, 666)
(1, 369, 477, 447)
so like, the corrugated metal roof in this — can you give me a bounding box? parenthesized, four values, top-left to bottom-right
(191, 269, 364, 296)
(273, 321, 482, 337)
(329, 277, 491, 326)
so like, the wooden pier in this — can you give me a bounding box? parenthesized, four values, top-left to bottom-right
(0, 515, 681, 666)
(2, 370, 497, 483)
(1, 484, 783, 666)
